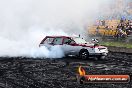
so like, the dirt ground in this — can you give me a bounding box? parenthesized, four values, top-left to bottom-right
(0, 52, 132, 88)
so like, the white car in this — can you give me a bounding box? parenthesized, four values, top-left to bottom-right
(39, 36, 108, 59)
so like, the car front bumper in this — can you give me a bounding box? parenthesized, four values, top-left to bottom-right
(89, 52, 108, 56)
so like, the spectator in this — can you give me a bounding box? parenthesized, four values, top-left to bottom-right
(96, 26, 99, 35)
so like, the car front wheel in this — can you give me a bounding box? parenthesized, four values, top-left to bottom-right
(79, 50, 89, 59)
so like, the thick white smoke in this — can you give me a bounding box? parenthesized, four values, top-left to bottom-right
(0, 0, 112, 58)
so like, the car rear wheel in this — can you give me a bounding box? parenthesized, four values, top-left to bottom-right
(79, 50, 89, 59)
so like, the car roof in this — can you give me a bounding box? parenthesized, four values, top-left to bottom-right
(46, 36, 72, 38)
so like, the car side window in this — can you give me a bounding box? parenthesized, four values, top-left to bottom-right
(53, 37, 63, 45)
(43, 38, 54, 44)
(70, 40, 75, 44)
(63, 38, 71, 44)
(63, 38, 75, 44)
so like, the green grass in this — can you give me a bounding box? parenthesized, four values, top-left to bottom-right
(100, 42, 132, 48)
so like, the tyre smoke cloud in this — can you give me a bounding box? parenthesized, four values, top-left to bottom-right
(0, 0, 111, 58)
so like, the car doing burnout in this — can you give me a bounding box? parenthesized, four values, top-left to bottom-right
(39, 36, 108, 59)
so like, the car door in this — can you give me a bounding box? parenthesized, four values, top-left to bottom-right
(62, 37, 78, 55)
(52, 37, 63, 50)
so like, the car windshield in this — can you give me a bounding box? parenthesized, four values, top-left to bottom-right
(73, 37, 87, 44)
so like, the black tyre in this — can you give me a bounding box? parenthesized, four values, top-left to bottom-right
(79, 50, 89, 59)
